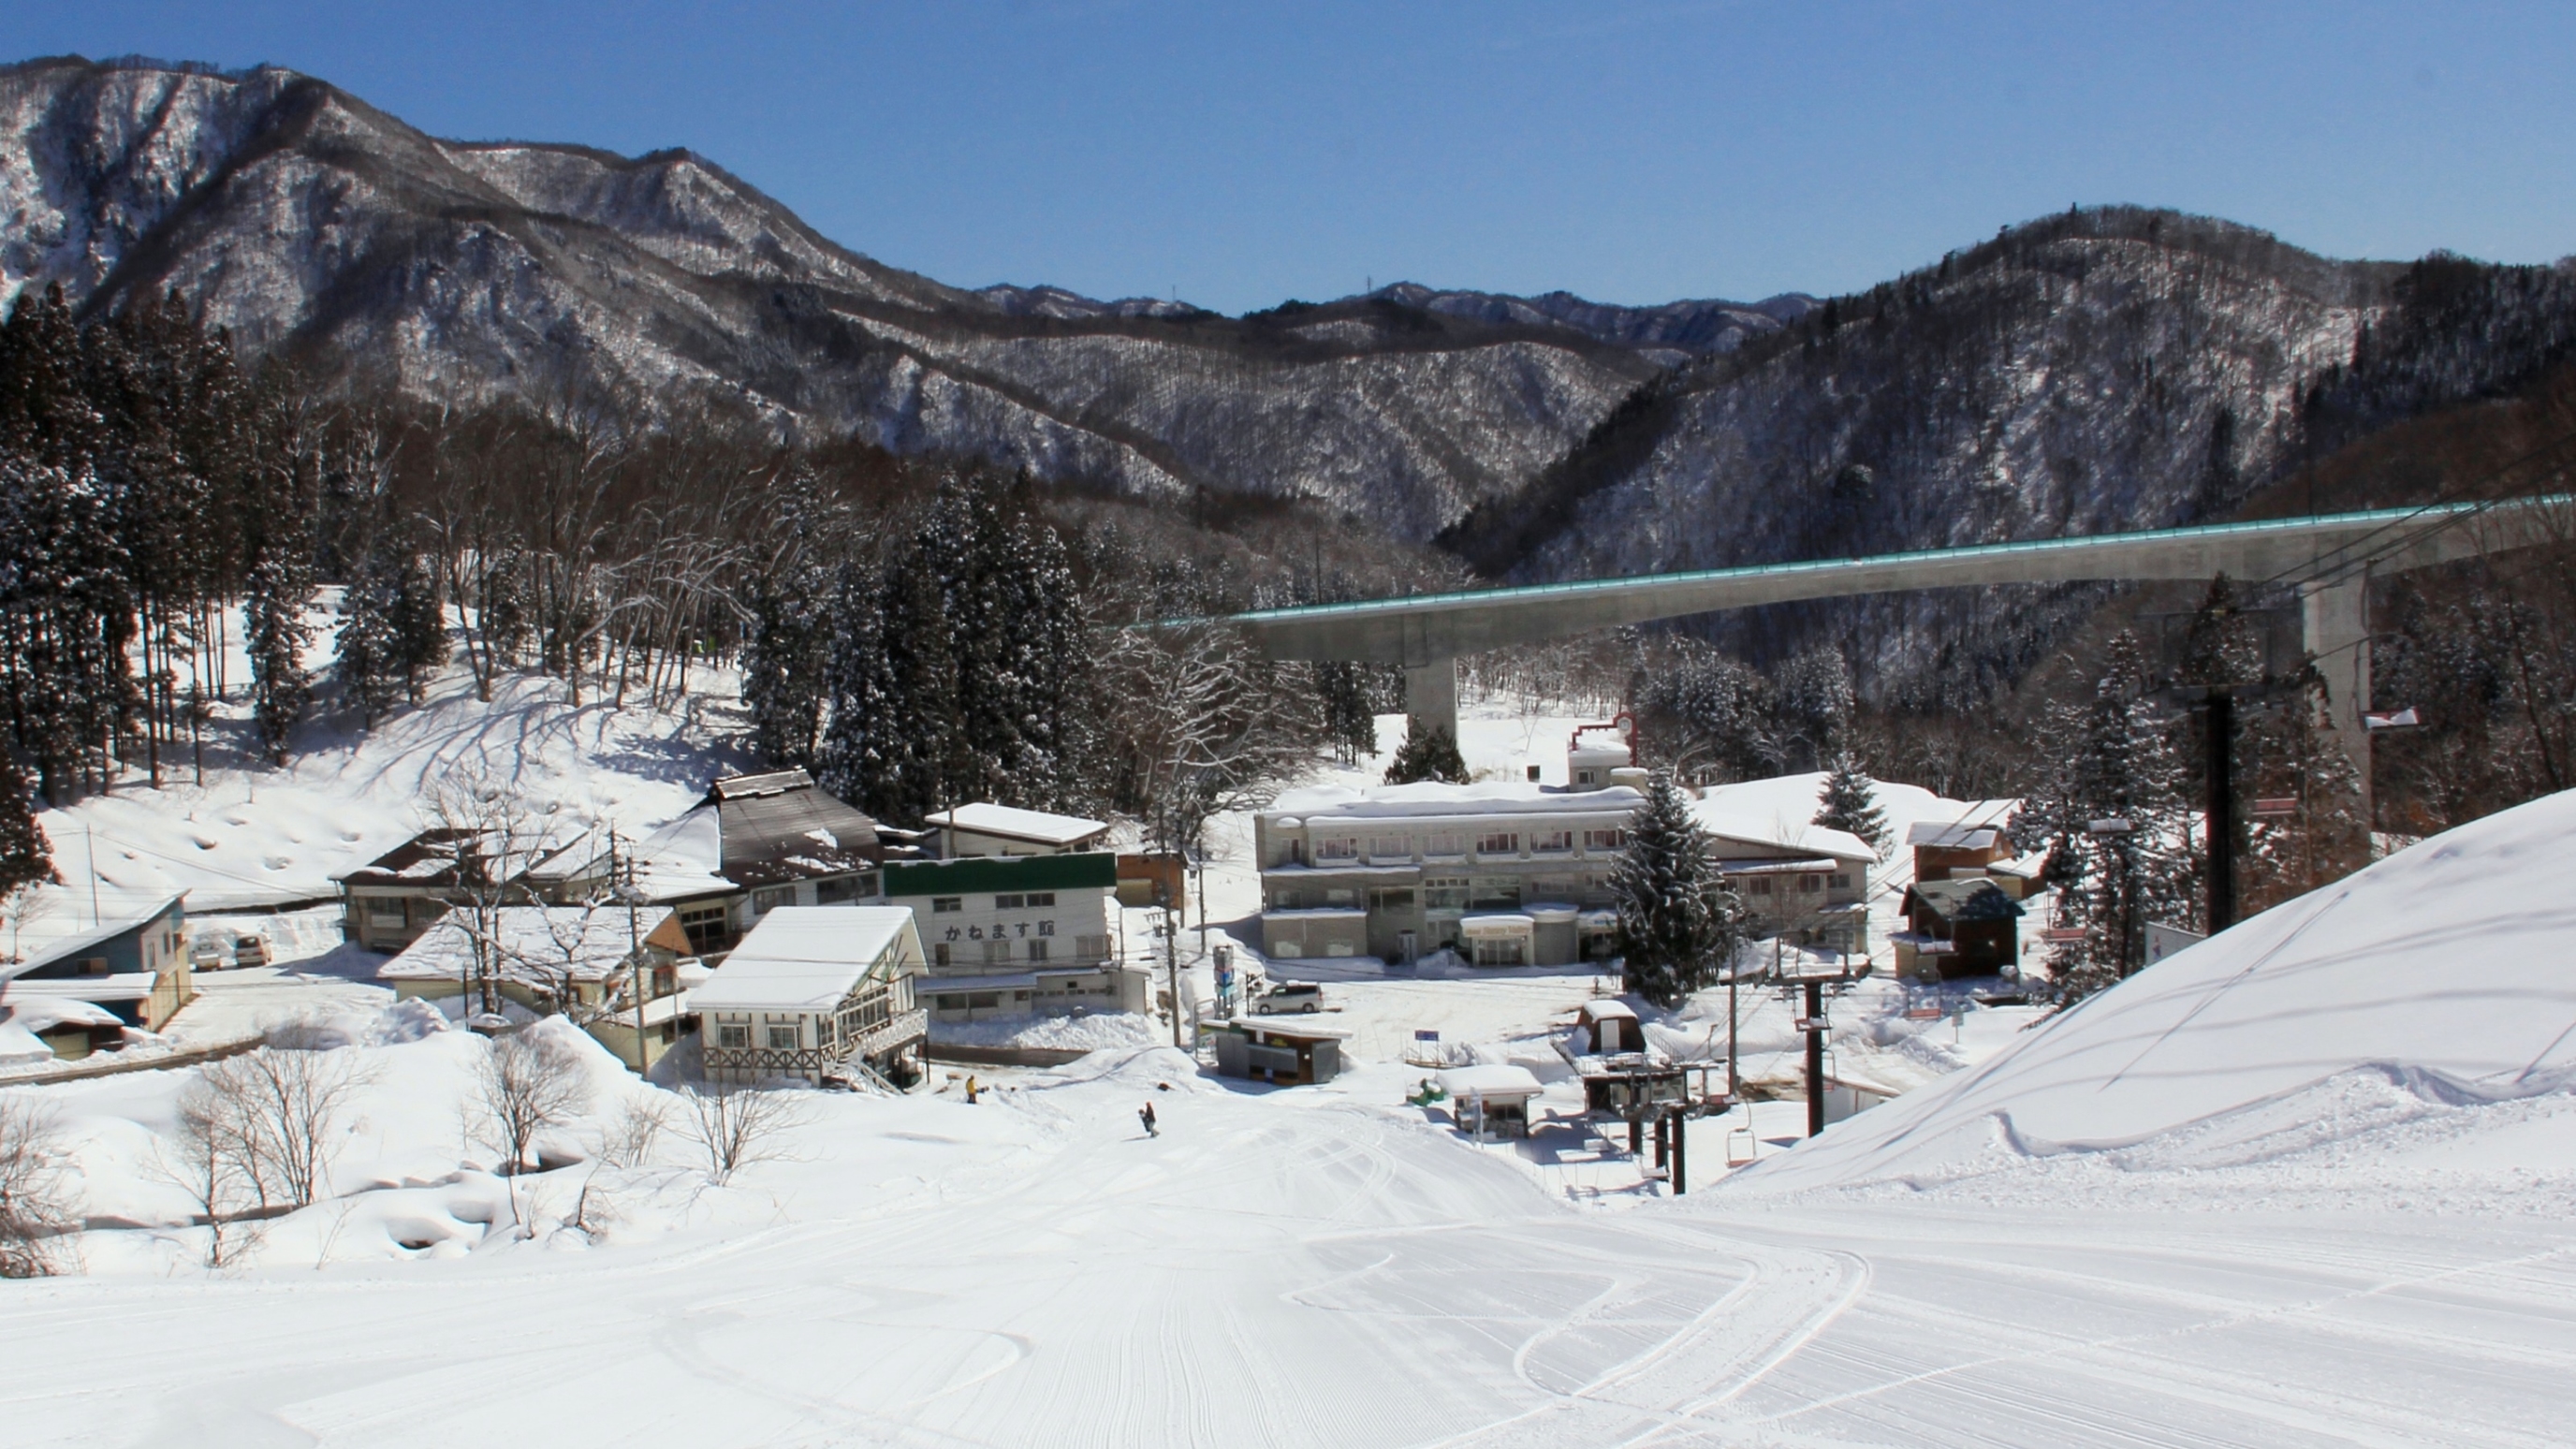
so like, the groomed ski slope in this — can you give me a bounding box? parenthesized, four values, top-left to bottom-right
(4, 797, 2575, 1444)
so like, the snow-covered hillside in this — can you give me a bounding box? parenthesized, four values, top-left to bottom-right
(1731, 783, 2576, 1198)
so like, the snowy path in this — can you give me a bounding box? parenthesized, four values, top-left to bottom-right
(6, 1069, 2571, 1447)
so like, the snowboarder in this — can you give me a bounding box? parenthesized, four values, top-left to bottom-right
(1139, 1101, 1159, 1137)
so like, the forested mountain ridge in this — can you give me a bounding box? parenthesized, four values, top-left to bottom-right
(0, 54, 1720, 539)
(1446, 209, 2576, 700)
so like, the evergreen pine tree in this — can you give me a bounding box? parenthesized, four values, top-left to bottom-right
(816, 560, 898, 813)
(1383, 716, 1468, 784)
(1609, 769, 1739, 1006)
(336, 544, 407, 726)
(388, 544, 446, 702)
(740, 568, 832, 769)
(878, 548, 959, 824)
(2012, 634, 2194, 1006)
(0, 751, 51, 900)
(244, 555, 313, 765)
(1813, 750, 1890, 853)
(1317, 662, 1378, 765)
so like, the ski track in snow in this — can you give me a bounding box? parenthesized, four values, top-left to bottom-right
(6, 1066, 2573, 1448)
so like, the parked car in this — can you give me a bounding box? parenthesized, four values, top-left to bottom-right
(1251, 983, 1322, 1015)
(189, 940, 227, 971)
(230, 934, 270, 969)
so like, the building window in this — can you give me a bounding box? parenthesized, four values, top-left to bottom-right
(679, 903, 732, 954)
(1469, 879, 1523, 910)
(932, 897, 962, 914)
(1476, 831, 1520, 856)
(1424, 877, 1470, 910)
(1370, 887, 1415, 910)
(366, 898, 405, 923)
(1471, 937, 1528, 967)
(967, 992, 1000, 1009)
(985, 939, 1012, 964)
(1027, 938, 1047, 963)
(752, 885, 796, 915)
(1831, 873, 1852, 889)
(1583, 828, 1625, 851)
(1424, 833, 1465, 856)
(1026, 892, 1055, 907)
(1749, 878, 1773, 896)
(815, 876, 859, 904)
(1315, 838, 1358, 859)
(1531, 829, 1572, 853)
(996, 894, 1024, 910)
(1799, 874, 1822, 894)
(717, 1023, 749, 1048)
(933, 943, 952, 967)
(766, 1024, 798, 1049)
(1368, 836, 1410, 859)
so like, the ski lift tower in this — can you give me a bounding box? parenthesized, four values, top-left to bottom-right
(1778, 957, 1868, 1138)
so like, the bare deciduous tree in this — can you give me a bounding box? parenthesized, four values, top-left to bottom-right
(476, 1032, 593, 1225)
(596, 1094, 669, 1170)
(417, 764, 572, 1017)
(677, 1086, 806, 1185)
(0, 1098, 75, 1277)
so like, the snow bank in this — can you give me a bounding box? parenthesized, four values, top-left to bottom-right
(1730, 787, 2576, 1193)
(930, 1011, 1162, 1053)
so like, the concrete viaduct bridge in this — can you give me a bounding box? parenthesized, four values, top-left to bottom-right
(1212, 496, 2569, 781)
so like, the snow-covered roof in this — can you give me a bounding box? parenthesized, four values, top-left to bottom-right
(2, 996, 125, 1032)
(1905, 820, 2001, 850)
(376, 906, 676, 983)
(1691, 803, 1878, 865)
(1580, 1000, 1638, 1021)
(692, 907, 920, 1013)
(1, 974, 152, 1003)
(925, 802, 1110, 846)
(1439, 1063, 1545, 1099)
(0, 1019, 51, 1065)
(0, 893, 186, 987)
(1267, 781, 1645, 823)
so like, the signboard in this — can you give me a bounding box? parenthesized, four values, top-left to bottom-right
(2250, 798, 2298, 817)
(2144, 922, 2206, 966)
(1413, 1029, 1441, 1043)
(1793, 1017, 1829, 1032)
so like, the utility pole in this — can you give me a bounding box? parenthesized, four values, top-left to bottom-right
(620, 831, 648, 1076)
(1802, 978, 1826, 1138)
(2203, 688, 2238, 933)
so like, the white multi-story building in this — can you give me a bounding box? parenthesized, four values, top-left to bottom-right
(1254, 742, 1880, 969)
(879, 851, 1143, 1022)
(1255, 749, 1654, 968)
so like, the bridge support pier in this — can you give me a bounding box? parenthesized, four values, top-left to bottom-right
(2300, 574, 2373, 817)
(1403, 657, 1458, 741)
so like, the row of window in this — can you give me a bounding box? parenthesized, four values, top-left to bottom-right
(1273, 875, 1617, 913)
(930, 891, 1059, 913)
(1304, 827, 1624, 861)
(1741, 873, 1852, 898)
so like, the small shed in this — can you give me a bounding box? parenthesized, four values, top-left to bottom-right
(1438, 1063, 1546, 1138)
(0, 996, 128, 1060)
(1897, 877, 2026, 979)
(1211, 1018, 1346, 1086)
(1576, 1000, 1642, 1056)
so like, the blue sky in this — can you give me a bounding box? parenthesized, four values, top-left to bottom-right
(19, 3, 2576, 314)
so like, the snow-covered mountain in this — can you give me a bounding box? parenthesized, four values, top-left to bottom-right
(12, 57, 2572, 690)
(0, 55, 1732, 540)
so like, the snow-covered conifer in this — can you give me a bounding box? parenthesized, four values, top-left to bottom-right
(1813, 751, 1890, 853)
(1609, 768, 1739, 1006)
(1383, 716, 1467, 784)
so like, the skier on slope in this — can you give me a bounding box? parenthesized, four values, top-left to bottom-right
(1139, 1101, 1159, 1137)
